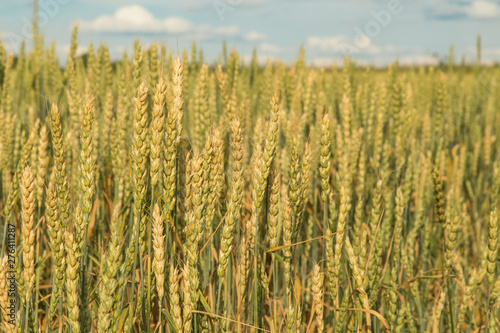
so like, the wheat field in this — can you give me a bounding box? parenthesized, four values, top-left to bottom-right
(0, 26, 499, 332)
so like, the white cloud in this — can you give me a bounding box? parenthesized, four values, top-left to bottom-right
(464, 46, 500, 64)
(306, 35, 385, 55)
(466, 45, 500, 54)
(426, 2, 466, 19)
(466, 0, 500, 18)
(79, 5, 240, 39)
(363, 55, 439, 68)
(306, 35, 432, 66)
(384, 45, 412, 53)
(427, 0, 500, 19)
(80, 5, 193, 33)
(397, 55, 439, 66)
(310, 57, 344, 68)
(185, 0, 264, 10)
(260, 42, 281, 54)
(309, 55, 438, 68)
(307, 35, 352, 53)
(211, 25, 240, 35)
(482, 48, 500, 57)
(306, 35, 415, 57)
(244, 31, 267, 42)
(56, 44, 88, 58)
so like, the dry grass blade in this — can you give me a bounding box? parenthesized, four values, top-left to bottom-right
(190, 310, 272, 332)
(266, 228, 352, 254)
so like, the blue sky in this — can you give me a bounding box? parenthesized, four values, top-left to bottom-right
(1, 0, 499, 67)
